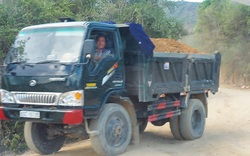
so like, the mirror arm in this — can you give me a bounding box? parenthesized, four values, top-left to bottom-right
(73, 59, 90, 66)
(77, 58, 90, 65)
(73, 54, 92, 66)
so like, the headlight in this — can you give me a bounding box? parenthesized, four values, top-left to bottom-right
(58, 90, 83, 106)
(0, 89, 16, 103)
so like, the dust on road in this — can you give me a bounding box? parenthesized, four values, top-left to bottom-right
(23, 87, 250, 156)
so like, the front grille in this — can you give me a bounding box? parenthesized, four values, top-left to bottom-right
(13, 92, 60, 105)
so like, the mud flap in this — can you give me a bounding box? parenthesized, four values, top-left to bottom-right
(131, 122, 140, 145)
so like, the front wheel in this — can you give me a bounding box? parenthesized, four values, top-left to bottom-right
(90, 104, 132, 156)
(24, 122, 66, 155)
(180, 99, 206, 140)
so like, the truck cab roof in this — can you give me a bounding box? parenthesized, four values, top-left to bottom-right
(21, 21, 154, 58)
(22, 21, 129, 31)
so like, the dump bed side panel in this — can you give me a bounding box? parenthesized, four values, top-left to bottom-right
(152, 53, 188, 94)
(124, 51, 221, 102)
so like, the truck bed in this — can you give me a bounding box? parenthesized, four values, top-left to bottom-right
(124, 51, 221, 102)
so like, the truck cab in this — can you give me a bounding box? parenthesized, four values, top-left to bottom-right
(0, 21, 145, 155)
(1, 21, 129, 119)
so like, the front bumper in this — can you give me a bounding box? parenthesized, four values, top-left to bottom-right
(0, 107, 83, 125)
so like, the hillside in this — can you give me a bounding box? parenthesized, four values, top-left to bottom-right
(167, 1, 200, 33)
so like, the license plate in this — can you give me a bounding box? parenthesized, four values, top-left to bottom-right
(20, 111, 40, 119)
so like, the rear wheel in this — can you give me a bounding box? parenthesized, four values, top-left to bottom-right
(170, 116, 184, 140)
(24, 122, 65, 155)
(90, 104, 132, 156)
(180, 99, 206, 140)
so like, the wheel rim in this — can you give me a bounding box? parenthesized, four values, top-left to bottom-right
(191, 110, 202, 133)
(105, 114, 129, 147)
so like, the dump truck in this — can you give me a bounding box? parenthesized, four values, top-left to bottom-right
(0, 21, 221, 155)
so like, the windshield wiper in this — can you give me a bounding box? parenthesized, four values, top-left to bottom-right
(7, 61, 34, 67)
(35, 60, 60, 64)
(8, 61, 27, 64)
(35, 60, 68, 66)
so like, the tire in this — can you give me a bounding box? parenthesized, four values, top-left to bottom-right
(180, 99, 206, 140)
(138, 118, 148, 133)
(90, 104, 132, 156)
(170, 116, 184, 140)
(24, 122, 66, 155)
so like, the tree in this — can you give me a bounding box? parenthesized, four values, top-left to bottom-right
(196, 0, 250, 85)
(0, 0, 74, 58)
(90, 0, 186, 38)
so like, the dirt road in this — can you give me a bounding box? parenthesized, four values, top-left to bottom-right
(24, 87, 250, 156)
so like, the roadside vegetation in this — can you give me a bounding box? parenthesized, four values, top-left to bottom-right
(195, 0, 250, 86)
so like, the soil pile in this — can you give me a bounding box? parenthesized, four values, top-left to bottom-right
(151, 38, 201, 54)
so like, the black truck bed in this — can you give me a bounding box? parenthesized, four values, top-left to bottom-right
(125, 51, 221, 102)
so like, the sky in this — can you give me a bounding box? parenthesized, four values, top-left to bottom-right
(176, 0, 250, 5)
(175, 0, 204, 2)
(185, 0, 204, 2)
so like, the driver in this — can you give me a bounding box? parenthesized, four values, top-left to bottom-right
(93, 35, 111, 63)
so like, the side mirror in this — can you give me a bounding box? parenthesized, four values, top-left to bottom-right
(83, 39, 95, 57)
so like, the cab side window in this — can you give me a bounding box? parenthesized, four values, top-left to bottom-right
(88, 29, 117, 71)
(89, 30, 116, 57)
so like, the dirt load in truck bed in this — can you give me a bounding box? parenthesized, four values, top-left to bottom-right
(151, 38, 202, 54)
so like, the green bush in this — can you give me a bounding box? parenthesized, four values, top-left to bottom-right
(0, 121, 27, 154)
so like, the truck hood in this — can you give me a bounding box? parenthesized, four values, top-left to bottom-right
(1, 64, 83, 92)
(4, 64, 74, 76)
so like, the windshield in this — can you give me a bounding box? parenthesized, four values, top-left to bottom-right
(5, 27, 85, 64)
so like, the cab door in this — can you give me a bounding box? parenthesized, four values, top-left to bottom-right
(83, 26, 125, 111)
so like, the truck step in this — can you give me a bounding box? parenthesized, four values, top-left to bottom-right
(148, 110, 181, 122)
(147, 100, 180, 111)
